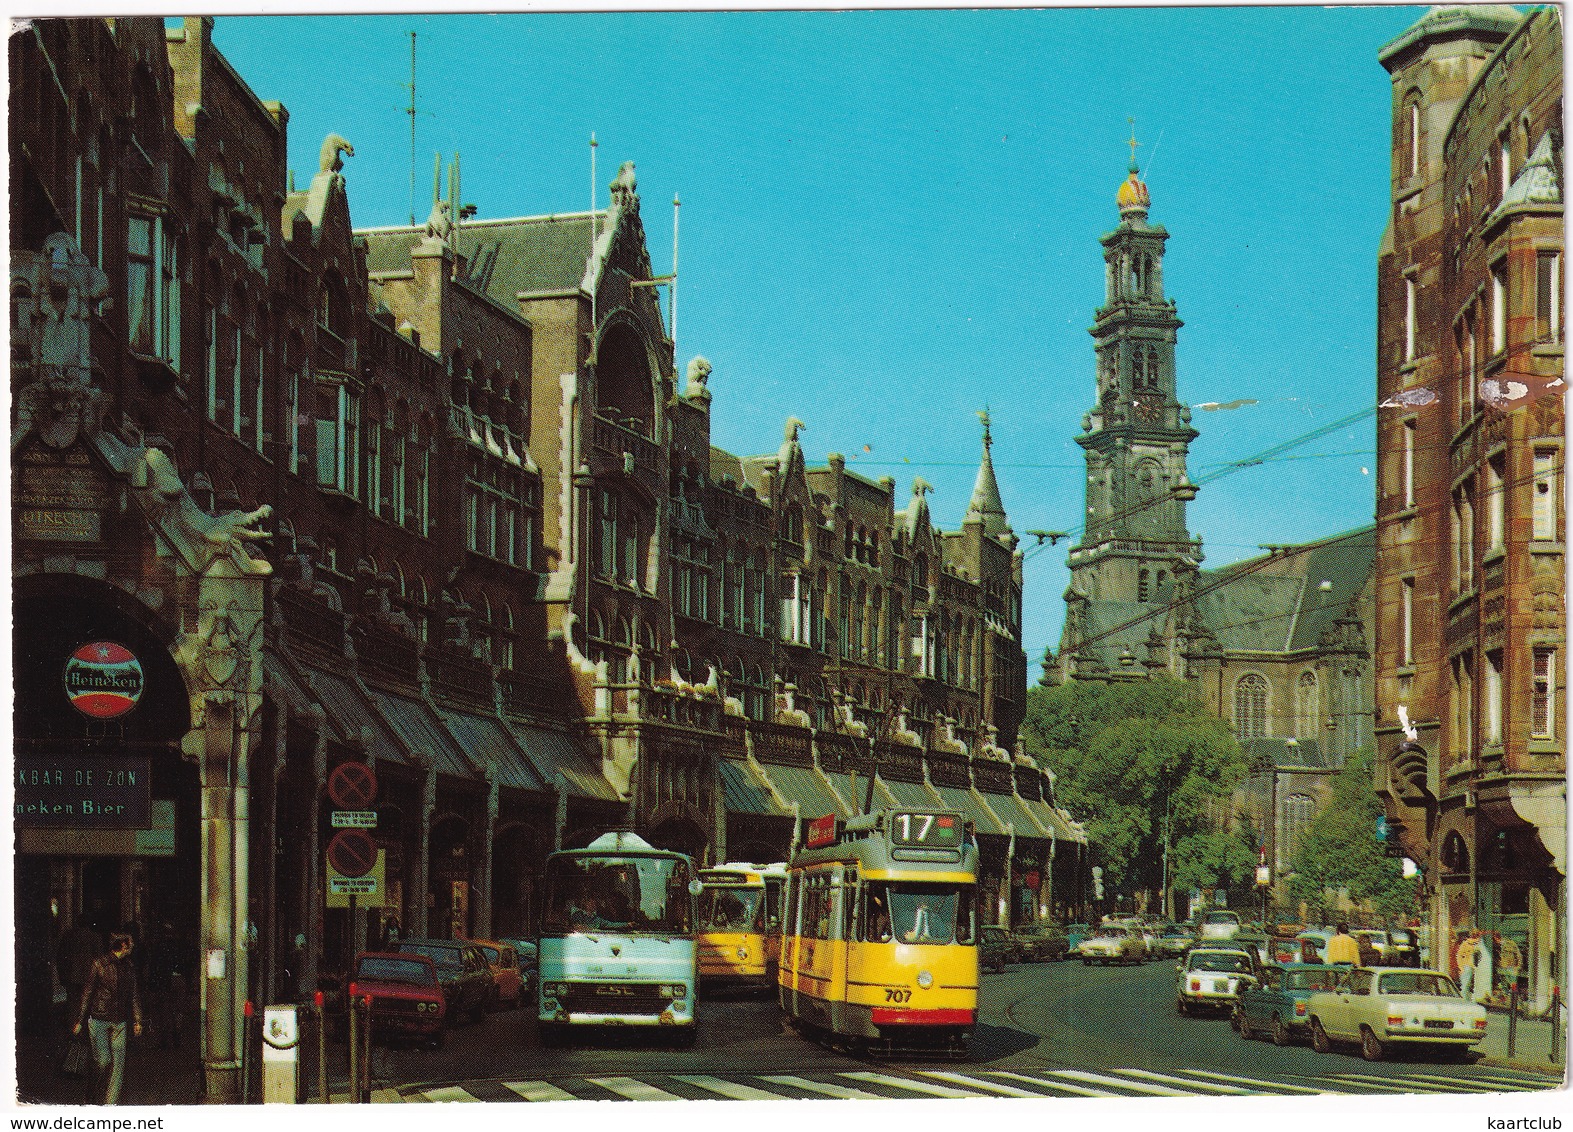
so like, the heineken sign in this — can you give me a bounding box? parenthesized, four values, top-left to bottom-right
(16, 756, 152, 828)
(64, 641, 145, 719)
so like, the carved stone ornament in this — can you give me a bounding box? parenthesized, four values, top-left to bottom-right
(319, 133, 354, 174)
(11, 235, 109, 450)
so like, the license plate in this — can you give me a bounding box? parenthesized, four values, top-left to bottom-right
(1423, 1019, 1453, 1029)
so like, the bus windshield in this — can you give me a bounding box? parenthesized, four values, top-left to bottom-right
(699, 886, 763, 932)
(543, 854, 694, 935)
(860, 882, 975, 945)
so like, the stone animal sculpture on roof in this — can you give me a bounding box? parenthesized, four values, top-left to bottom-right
(319, 133, 354, 174)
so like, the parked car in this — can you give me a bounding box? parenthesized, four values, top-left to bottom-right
(396, 938, 493, 1025)
(980, 925, 1014, 973)
(1079, 924, 1146, 965)
(1236, 963, 1342, 1046)
(466, 938, 524, 1009)
(1198, 909, 1242, 942)
(1175, 947, 1258, 1015)
(497, 937, 539, 993)
(1385, 927, 1422, 968)
(1296, 929, 1334, 964)
(345, 950, 447, 1048)
(1351, 929, 1388, 966)
(1305, 967, 1488, 1061)
(1014, 923, 1070, 963)
(1156, 923, 1197, 957)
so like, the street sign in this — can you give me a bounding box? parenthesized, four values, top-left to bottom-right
(331, 811, 378, 829)
(329, 875, 379, 896)
(326, 849, 386, 908)
(327, 762, 377, 810)
(326, 828, 378, 878)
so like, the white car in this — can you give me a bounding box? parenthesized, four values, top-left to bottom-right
(1198, 910, 1242, 941)
(1175, 947, 1257, 1015)
(1305, 967, 1488, 1061)
(1079, 925, 1146, 965)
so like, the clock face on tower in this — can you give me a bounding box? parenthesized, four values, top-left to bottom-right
(1135, 397, 1162, 423)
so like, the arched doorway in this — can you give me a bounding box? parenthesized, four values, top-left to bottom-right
(645, 802, 709, 862)
(429, 814, 472, 939)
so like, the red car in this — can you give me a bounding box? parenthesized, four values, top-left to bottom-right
(348, 950, 448, 1048)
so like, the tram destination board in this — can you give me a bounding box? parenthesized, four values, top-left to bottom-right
(889, 811, 960, 847)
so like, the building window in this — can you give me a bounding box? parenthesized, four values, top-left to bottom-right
(674, 537, 711, 621)
(1296, 669, 1320, 740)
(1491, 262, 1508, 355)
(1401, 577, 1415, 666)
(1486, 454, 1506, 550)
(1536, 251, 1561, 343)
(1532, 450, 1559, 540)
(127, 213, 180, 368)
(315, 381, 360, 496)
(1499, 129, 1512, 199)
(1484, 650, 1504, 746)
(1280, 793, 1315, 863)
(1404, 275, 1417, 363)
(1453, 653, 1474, 762)
(1234, 673, 1268, 740)
(1453, 483, 1476, 593)
(1406, 100, 1420, 180)
(1462, 310, 1477, 421)
(1531, 648, 1556, 739)
(205, 305, 218, 422)
(1402, 418, 1416, 508)
(287, 366, 303, 475)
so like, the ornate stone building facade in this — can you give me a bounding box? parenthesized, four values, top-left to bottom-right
(1374, 5, 1564, 1012)
(11, 17, 1076, 1098)
(1047, 161, 1377, 901)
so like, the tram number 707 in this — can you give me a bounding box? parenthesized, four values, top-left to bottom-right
(884, 988, 913, 1003)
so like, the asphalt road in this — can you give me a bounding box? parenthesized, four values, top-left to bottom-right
(341, 957, 1561, 1102)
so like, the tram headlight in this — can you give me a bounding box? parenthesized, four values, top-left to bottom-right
(916, 970, 934, 990)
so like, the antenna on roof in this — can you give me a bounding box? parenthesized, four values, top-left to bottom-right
(670, 194, 680, 365)
(589, 133, 598, 245)
(407, 32, 417, 226)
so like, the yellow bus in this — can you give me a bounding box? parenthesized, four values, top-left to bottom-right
(697, 863, 786, 992)
(778, 809, 980, 1053)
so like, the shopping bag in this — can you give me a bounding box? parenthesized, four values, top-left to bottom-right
(60, 1034, 89, 1078)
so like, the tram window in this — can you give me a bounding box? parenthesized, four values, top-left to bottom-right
(859, 886, 894, 943)
(867, 883, 974, 945)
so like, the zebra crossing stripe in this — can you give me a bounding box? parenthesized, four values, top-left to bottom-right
(1443, 1071, 1558, 1089)
(589, 1076, 685, 1101)
(1399, 1073, 1527, 1093)
(502, 1080, 581, 1102)
(1322, 1073, 1469, 1094)
(919, 1071, 1051, 1098)
(671, 1074, 792, 1101)
(419, 1085, 481, 1102)
(1049, 1069, 1194, 1097)
(1119, 1068, 1253, 1094)
(840, 1071, 981, 1098)
(986, 1070, 1123, 1098)
(1176, 1069, 1324, 1094)
(760, 1074, 891, 1099)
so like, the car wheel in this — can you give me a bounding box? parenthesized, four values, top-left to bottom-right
(1272, 1016, 1292, 1047)
(1231, 1007, 1243, 1033)
(1082, 958, 1091, 966)
(1309, 1017, 1332, 1054)
(1360, 1026, 1386, 1062)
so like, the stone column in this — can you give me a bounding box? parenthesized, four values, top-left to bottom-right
(302, 704, 328, 1003)
(476, 771, 499, 938)
(411, 758, 436, 937)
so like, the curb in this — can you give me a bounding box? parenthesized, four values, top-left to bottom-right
(1475, 1055, 1566, 1078)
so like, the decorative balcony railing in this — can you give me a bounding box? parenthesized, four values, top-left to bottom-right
(278, 587, 347, 658)
(428, 650, 494, 711)
(928, 754, 971, 790)
(749, 720, 813, 767)
(351, 622, 420, 686)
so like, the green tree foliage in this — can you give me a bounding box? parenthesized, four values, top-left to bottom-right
(1287, 749, 1418, 919)
(1022, 678, 1250, 907)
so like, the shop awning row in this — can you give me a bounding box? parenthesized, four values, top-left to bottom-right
(266, 654, 617, 802)
(743, 757, 1078, 844)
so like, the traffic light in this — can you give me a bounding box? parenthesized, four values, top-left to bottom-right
(1384, 819, 1406, 858)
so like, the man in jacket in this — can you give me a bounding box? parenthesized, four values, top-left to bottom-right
(73, 932, 143, 1104)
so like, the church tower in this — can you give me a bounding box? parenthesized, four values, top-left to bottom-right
(1056, 149, 1204, 678)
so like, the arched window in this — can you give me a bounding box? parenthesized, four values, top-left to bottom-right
(1235, 673, 1269, 740)
(1296, 669, 1320, 739)
(596, 322, 655, 435)
(1279, 793, 1315, 860)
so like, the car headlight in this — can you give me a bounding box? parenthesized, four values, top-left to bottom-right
(916, 971, 934, 989)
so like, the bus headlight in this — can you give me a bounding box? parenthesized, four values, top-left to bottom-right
(916, 971, 934, 989)
(737, 947, 749, 960)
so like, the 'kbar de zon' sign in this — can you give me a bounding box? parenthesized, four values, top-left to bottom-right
(16, 756, 152, 828)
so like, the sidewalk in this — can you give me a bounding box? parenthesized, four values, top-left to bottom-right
(1473, 1003, 1568, 1078)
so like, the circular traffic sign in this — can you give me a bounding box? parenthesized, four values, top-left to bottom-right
(327, 761, 377, 810)
(327, 829, 378, 878)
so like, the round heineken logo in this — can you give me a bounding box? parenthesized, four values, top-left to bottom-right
(64, 642, 145, 719)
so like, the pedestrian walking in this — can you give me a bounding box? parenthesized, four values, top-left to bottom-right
(73, 932, 143, 1104)
(57, 918, 103, 1035)
(1456, 930, 1478, 999)
(1325, 922, 1361, 965)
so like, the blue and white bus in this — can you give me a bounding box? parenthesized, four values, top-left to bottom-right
(537, 831, 700, 1046)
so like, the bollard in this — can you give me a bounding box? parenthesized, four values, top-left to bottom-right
(1507, 980, 1518, 1059)
(261, 1004, 301, 1103)
(359, 995, 373, 1103)
(346, 991, 358, 1103)
(314, 992, 328, 1104)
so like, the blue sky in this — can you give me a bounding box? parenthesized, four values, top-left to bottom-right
(211, 5, 1427, 665)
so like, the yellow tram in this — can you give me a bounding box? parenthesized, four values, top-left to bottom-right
(778, 809, 980, 1052)
(697, 862, 786, 991)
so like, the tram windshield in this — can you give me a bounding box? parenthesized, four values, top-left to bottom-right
(860, 882, 975, 945)
(699, 886, 764, 932)
(542, 854, 695, 935)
